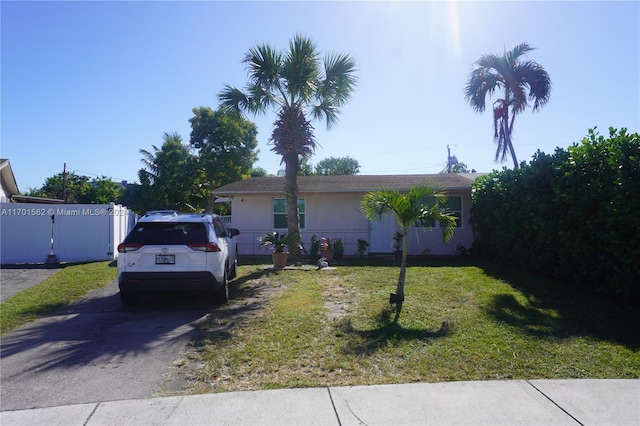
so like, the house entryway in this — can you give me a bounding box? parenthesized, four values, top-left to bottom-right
(368, 213, 396, 253)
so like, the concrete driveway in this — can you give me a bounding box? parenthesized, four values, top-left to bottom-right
(0, 277, 211, 411)
(1, 265, 64, 302)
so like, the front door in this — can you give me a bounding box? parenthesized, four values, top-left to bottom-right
(369, 214, 396, 253)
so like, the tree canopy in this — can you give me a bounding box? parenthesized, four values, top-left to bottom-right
(314, 156, 360, 175)
(120, 107, 259, 214)
(28, 173, 121, 204)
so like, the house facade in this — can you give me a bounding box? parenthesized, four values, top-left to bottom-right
(212, 174, 482, 257)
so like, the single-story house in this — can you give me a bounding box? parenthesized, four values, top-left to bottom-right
(1, 158, 64, 204)
(211, 173, 483, 257)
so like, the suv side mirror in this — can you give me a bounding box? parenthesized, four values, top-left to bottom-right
(229, 228, 240, 237)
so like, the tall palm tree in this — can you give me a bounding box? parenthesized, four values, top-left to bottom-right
(361, 184, 456, 318)
(219, 34, 357, 262)
(464, 42, 551, 168)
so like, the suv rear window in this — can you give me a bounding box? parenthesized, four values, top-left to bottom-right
(125, 222, 208, 245)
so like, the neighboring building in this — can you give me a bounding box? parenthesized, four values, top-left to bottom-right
(212, 174, 483, 257)
(0, 158, 64, 204)
(0, 159, 19, 203)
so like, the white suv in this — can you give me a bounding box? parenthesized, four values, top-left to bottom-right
(117, 211, 239, 306)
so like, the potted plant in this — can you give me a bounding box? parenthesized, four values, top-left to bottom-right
(357, 238, 369, 258)
(258, 231, 295, 268)
(319, 236, 334, 262)
(332, 238, 344, 259)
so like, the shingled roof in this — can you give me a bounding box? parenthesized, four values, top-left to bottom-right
(212, 174, 482, 195)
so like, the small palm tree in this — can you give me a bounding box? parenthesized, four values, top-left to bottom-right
(464, 42, 551, 168)
(219, 34, 357, 263)
(361, 184, 456, 317)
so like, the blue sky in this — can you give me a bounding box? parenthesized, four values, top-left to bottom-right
(2, 1, 639, 191)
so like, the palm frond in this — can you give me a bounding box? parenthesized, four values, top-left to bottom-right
(310, 101, 340, 129)
(247, 83, 276, 114)
(506, 42, 535, 66)
(243, 43, 282, 92)
(218, 84, 252, 114)
(139, 147, 159, 176)
(464, 68, 502, 113)
(361, 189, 397, 221)
(320, 52, 358, 106)
(517, 61, 552, 111)
(282, 34, 320, 104)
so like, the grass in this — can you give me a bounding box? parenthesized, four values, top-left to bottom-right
(0, 261, 117, 335)
(175, 259, 640, 394)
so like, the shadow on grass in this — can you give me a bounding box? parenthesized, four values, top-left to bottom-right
(191, 267, 277, 345)
(338, 306, 453, 356)
(479, 261, 640, 350)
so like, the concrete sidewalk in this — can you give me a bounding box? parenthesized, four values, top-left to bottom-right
(1, 379, 638, 425)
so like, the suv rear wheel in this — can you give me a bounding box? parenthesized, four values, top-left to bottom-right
(212, 270, 229, 303)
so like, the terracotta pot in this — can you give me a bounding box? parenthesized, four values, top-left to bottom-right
(272, 251, 288, 268)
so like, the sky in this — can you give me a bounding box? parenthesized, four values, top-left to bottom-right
(2, 1, 639, 191)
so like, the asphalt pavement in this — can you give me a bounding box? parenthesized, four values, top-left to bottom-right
(0, 265, 63, 302)
(1, 379, 639, 425)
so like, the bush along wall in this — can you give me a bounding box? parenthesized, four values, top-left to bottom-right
(471, 127, 640, 301)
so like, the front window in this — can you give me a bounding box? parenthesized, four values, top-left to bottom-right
(444, 197, 462, 227)
(273, 198, 305, 229)
(415, 196, 462, 228)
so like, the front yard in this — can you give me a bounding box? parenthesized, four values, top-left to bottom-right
(167, 259, 640, 395)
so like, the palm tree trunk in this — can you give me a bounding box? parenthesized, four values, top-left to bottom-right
(284, 152, 302, 263)
(504, 88, 519, 169)
(507, 114, 519, 168)
(394, 229, 408, 317)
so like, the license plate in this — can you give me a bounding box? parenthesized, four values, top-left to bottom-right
(155, 254, 175, 264)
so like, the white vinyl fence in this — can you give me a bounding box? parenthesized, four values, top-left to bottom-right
(0, 203, 136, 264)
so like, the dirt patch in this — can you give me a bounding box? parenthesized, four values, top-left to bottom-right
(320, 273, 354, 320)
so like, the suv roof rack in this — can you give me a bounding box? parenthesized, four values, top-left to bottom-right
(143, 210, 180, 217)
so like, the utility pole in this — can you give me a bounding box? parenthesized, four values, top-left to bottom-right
(446, 145, 459, 173)
(62, 163, 67, 203)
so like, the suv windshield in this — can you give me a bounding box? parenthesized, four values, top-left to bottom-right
(125, 222, 208, 245)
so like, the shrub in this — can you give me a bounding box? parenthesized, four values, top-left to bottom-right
(472, 127, 640, 301)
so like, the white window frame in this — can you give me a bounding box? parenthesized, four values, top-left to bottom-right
(273, 198, 306, 230)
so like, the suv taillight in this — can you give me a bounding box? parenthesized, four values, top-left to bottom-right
(117, 243, 143, 253)
(188, 243, 221, 252)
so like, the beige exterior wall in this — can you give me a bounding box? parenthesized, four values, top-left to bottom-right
(227, 189, 474, 257)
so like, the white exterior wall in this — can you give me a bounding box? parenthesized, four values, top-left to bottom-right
(0, 203, 135, 264)
(0, 181, 9, 203)
(227, 189, 474, 256)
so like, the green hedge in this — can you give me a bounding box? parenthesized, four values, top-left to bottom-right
(471, 127, 640, 300)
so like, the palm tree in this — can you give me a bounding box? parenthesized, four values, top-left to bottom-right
(464, 42, 551, 168)
(219, 34, 357, 262)
(361, 184, 456, 318)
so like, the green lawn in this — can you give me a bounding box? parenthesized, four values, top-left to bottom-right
(174, 259, 639, 394)
(1, 261, 117, 335)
